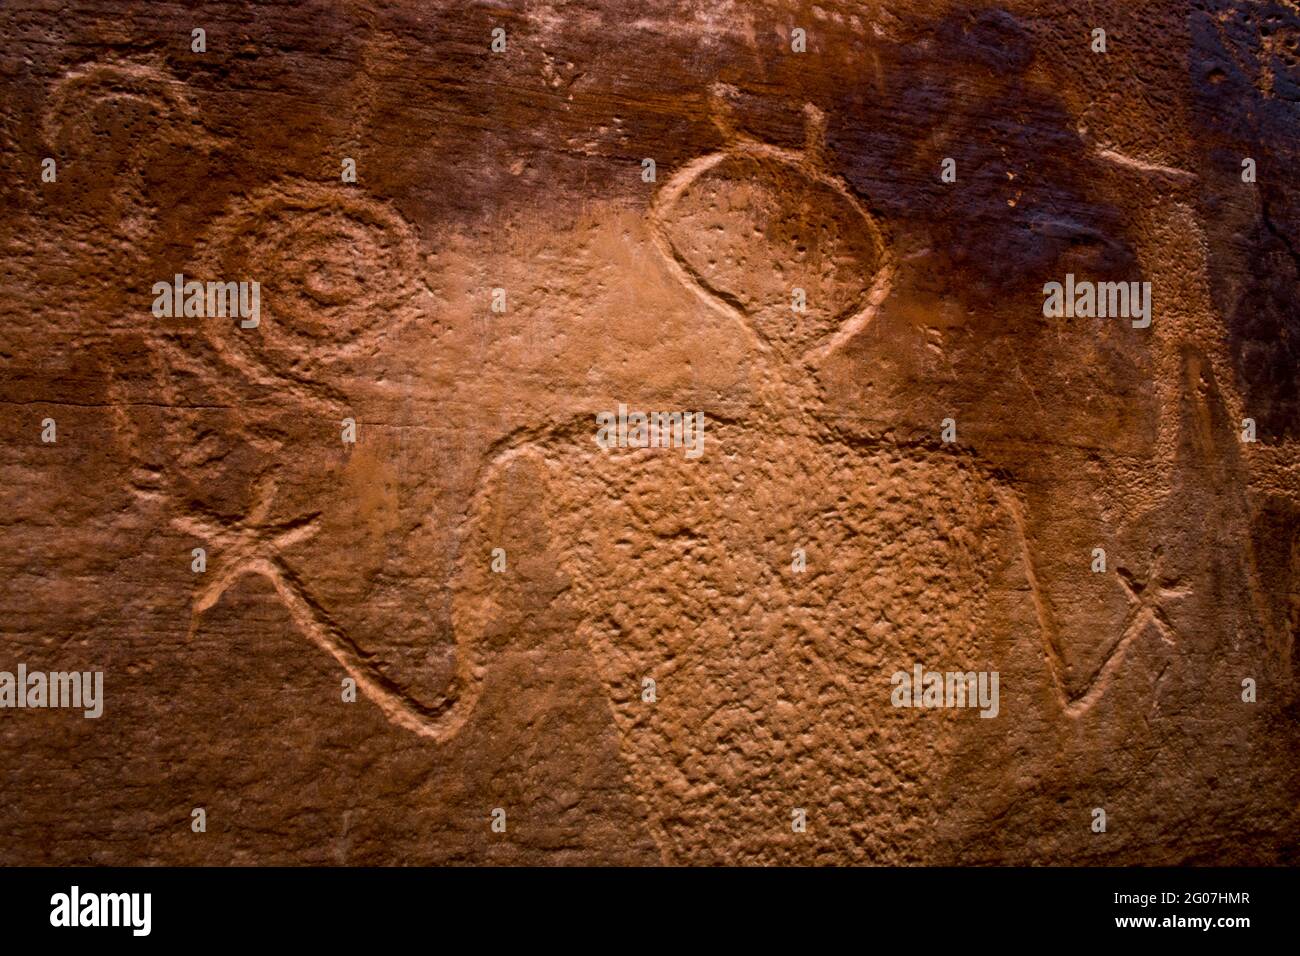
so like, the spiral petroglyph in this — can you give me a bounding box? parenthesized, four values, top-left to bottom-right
(189, 181, 437, 391)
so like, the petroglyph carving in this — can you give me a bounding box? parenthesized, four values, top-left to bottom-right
(42, 61, 221, 241)
(188, 181, 437, 397)
(648, 97, 893, 368)
(104, 184, 463, 738)
(11, 1, 1299, 869)
(446, 108, 1017, 862)
(172, 475, 486, 740)
(438, 101, 1218, 861)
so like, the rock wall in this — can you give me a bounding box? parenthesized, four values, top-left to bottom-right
(0, 0, 1297, 864)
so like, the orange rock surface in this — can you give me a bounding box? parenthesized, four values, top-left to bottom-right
(0, 0, 1296, 864)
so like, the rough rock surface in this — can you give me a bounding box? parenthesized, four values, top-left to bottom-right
(0, 0, 1297, 865)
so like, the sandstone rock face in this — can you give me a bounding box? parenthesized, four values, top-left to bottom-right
(0, 0, 1296, 865)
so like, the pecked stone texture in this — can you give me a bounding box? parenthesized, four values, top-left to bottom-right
(0, 0, 1296, 865)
